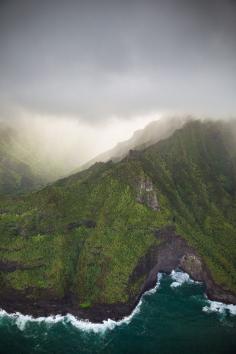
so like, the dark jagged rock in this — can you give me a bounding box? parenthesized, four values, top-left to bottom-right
(129, 228, 236, 311)
(136, 176, 160, 211)
(0, 119, 236, 323)
(0, 227, 235, 323)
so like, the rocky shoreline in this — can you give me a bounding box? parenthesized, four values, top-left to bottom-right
(0, 227, 236, 323)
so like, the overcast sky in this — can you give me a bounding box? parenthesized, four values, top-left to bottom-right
(0, 0, 236, 165)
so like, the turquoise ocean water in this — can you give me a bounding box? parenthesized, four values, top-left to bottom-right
(0, 271, 236, 354)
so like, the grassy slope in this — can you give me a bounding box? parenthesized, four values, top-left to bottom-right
(142, 121, 236, 292)
(0, 120, 236, 308)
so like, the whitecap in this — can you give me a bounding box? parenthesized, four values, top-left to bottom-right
(170, 270, 193, 288)
(0, 273, 163, 333)
(145, 273, 163, 295)
(202, 300, 236, 316)
(0, 309, 65, 331)
(0, 301, 141, 334)
(64, 300, 143, 334)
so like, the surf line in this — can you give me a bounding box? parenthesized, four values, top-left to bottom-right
(0, 271, 235, 333)
(0, 274, 163, 333)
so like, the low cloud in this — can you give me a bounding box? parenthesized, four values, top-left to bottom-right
(1, 109, 163, 176)
(0, 0, 235, 122)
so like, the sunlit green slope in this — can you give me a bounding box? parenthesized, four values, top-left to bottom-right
(0, 120, 236, 310)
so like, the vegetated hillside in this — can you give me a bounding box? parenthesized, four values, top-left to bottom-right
(0, 119, 236, 319)
(0, 116, 188, 194)
(0, 124, 45, 195)
(77, 116, 188, 171)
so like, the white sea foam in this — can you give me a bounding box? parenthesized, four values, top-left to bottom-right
(168, 271, 236, 317)
(0, 274, 163, 333)
(202, 300, 236, 316)
(1, 271, 234, 333)
(0, 301, 141, 334)
(170, 270, 194, 288)
(145, 273, 163, 295)
(0, 310, 65, 331)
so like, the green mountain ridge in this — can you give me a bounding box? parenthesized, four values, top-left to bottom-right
(0, 119, 236, 320)
(76, 116, 188, 172)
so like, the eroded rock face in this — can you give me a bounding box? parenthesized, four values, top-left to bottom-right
(0, 227, 235, 323)
(180, 254, 203, 281)
(136, 176, 160, 211)
(129, 227, 236, 311)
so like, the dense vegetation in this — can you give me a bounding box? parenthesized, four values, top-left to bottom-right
(0, 120, 236, 310)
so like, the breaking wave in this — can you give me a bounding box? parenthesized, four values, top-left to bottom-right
(202, 301, 236, 316)
(169, 270, 236, 316)
(1, 271, 235, 335)
(170, 270, 194, 288)
(0, 274, 163, 334)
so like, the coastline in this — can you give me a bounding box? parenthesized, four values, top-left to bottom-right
(1, 271, 236, 334)
(0, 228, 236, 323)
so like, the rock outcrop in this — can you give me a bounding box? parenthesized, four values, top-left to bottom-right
(136, 176, 160, 211)
(1, 226, 235, 323)
(129, 227, 236, 309)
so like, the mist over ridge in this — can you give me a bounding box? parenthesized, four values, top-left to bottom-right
(1, 0, 235, 181)
(1, 112, 235, 189)
(1, 2, 236, 353)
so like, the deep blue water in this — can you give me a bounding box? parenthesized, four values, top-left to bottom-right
(0, 272, 236, 354)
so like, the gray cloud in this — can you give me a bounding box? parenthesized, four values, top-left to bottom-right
(0, 0, 236, 122)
